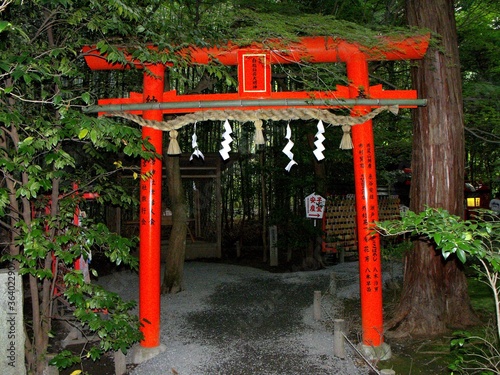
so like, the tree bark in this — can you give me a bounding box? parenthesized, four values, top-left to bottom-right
(386, 0, 478, 337)
(161, 155, 187, 294)
(260, 150, 268, 262)
(306, 131, 326, 269)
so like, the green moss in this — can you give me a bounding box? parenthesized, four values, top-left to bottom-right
(467, 275, 496, 319)
(381, 337, 453, 375)
(379, 268, 497, 374)
(219, 10, 430, 48)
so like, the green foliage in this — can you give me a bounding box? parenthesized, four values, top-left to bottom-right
(449, 329, 500, 375)
(448, 267, 500, 374)
(48, 350, 81, 369)
(0, 0, 165, 372)
(62, 271, 143, 353)
(376, 207, 500, 374)
(229, 9, 428, 47)
(381, 237, 412, 262)
(456, 1, 500, 192)
(376, 207, 498, 264)
(468, 276, 497, 316)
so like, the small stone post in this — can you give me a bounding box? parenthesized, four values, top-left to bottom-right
(333, 319, 346, 358)
(269, 225, 278, 266)
(313, 291, 321, 320)
(329, 272, 337, 296)
(236, 241, 241, 258)
(114, 350, 127, 375)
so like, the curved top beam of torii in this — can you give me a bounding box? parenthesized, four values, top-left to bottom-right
(83, 34, 429, 70)
(82, 34, 430, 116)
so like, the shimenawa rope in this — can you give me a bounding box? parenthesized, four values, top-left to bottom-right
(105, 105, 399, 153)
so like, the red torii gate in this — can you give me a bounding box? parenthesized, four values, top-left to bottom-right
(83, 34, 429, 357)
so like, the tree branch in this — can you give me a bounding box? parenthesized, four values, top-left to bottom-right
(465, 127, 500, 144)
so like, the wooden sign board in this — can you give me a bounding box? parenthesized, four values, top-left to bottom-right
(238, 51, 271, 97)
(305, 193, 326, 219)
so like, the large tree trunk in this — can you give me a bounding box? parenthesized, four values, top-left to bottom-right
(386, 0, 478, 338)
(161, 155, 187, 294)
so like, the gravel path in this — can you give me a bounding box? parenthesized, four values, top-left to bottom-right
(99, 261, 399, 375)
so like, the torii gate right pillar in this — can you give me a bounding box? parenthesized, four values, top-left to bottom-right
(347, 56, 389, 358)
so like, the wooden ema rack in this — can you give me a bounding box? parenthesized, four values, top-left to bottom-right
(322, 195, 401, 256)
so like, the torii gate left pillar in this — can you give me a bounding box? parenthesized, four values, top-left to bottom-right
(138, 65, 165, 352)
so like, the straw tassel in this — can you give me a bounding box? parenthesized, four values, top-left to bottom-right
(167, 129, 182, 155)
(254, 119, 265, 145)
(339, 125, 353, 150)
(388, 105, 399, 115)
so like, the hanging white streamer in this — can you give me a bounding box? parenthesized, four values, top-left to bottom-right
(219, 119, 233, 160)
(282, 123, 297, 171)
(313, 120, 326, 161)
(190, 122, 205, 161)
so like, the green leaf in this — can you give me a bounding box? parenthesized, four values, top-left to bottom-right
(81, 92, 91, 105)
(96, 40, 108, 53)
(22, 136, 34, 146)
(434, 232, 442, 245)
(456, 248, 467, 264)
(90, 128, 98, 143)
(53, 94, 62, 106)
(0, 21, 12, 33)
(78, 128, 89, 139)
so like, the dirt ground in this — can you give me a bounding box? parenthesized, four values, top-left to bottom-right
(55, 257, 379, 375)
(53, 256, 457, 375)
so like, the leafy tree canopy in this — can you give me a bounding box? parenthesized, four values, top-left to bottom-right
(456, 0, 500, 190)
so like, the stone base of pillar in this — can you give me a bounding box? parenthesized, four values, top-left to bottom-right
(129, 343, 167, 364)
(357, 342, 392, 361)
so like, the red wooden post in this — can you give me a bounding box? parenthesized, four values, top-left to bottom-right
(347, 56, 384, 347)
(139, 65, 164, 347)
